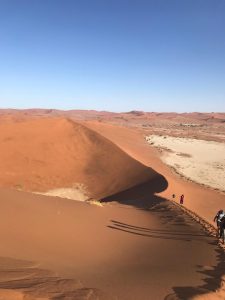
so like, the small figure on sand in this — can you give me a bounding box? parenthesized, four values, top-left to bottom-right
(180, 194, 184, 205)
(172, 194, 176, 199)
(214, 209, 225, 238)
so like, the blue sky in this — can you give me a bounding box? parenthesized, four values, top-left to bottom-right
(0, 0, 224, 112)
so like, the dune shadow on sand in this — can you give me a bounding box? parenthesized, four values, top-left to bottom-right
(102, 174, 208, 242)
(101, 173, 224, 300)
(101, 174, 168, 208)
(164, 245, 225, 300)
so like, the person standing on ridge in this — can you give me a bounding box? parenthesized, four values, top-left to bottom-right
(180, 194, 184, 205)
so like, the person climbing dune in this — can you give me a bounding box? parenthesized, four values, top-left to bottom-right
(220, 215, 225, 240)
(214, 209, 225, 238)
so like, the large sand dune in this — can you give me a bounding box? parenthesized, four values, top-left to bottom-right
(0, 115, 224, 299)
(0, 117, 161, 199)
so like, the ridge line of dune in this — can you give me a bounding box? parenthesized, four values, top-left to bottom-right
(0, 117, 166, 199)
(71, 118, 152, 169)
(170, 199, 225, 250)
(63, 118, 167, 198)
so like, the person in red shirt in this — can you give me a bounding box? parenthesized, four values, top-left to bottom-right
(180, 194, 184, 205)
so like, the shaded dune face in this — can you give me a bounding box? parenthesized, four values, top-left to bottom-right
(0, 117, 167, 199)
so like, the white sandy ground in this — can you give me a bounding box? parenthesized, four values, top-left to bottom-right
(145, 135, 225, 192)
(34, 183, 90, 201)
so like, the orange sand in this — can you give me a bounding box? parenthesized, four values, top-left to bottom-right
(0, 115, 224, 299)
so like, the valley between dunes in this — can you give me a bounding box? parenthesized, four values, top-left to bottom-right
(0, 116, 224, 300)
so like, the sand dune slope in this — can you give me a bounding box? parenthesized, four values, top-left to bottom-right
(0, 257, 111, 300)
(0, 117, 161, 199)
(85, 121, 225, 225)
(0, 187, 223, 300)
(0, 118, 224, 299)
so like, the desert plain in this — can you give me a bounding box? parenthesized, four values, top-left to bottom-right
(0, 109, 224, 300)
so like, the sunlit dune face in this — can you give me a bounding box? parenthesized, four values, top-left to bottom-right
(0, 117, 163, 199)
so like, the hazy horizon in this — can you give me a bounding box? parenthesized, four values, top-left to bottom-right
(1, 107, 224, 114)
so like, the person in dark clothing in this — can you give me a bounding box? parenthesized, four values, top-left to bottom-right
(180, 194, 184, 205)
(219, 215, 225, 239)
(214, 210, 225, 238)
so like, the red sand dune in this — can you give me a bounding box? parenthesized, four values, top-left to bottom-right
(0, 115, 224, 299)
(0, 187, 224, 300)
(86, 121, 225, 226)
(0, 117, 161, 199)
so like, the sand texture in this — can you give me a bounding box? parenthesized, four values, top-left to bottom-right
(0, 114, 224, 299)
(0, 187, 224, 300)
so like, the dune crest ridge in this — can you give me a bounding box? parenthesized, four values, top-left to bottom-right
(0, 117, 163, 199)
